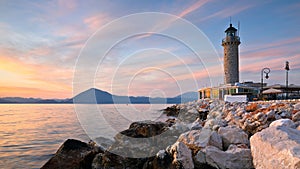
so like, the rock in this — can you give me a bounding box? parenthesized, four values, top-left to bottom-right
(143, 151, 173, 169)
(120, 120, 168, 138)
(269, 119, 295, 128)
(204, 119, 227, 130)
(108, 120, 175, 158)
(167, 142, 194, 169)
(178, 108, 200, 123)
(190, 118, 203, 130)
(292, 111, 300, 122)
(250, 126, 300, 169)
(194, 150, 218, 169)
(294, 103, 300, 110)
(178, 129, 223, 154)
(205, 145, 254, 169)
(41, 139, 101, 169)
(163, 105, 181, 117)
(198, 108, 209, 120)
(246, 103, 259, 112)
(92, 151, 149, 169)
(218, 125, 249, 150)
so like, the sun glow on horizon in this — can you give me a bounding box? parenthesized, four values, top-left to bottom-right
(0, 1, 300, 98)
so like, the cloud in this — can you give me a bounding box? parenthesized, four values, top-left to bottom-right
(84, 14, 110, 32)
(243, 37, 300, 53)
(198, 3, 255, 22)
(178, 0, 211, 18)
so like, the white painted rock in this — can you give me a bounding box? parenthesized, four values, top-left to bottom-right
(269, 119, 295, 128)
(205, 145, 254, 169)
(178, 129, 223, 152)
(218, 125, 249, 150)
(250, 126, 300, 169)
(167, 142, 194, 169)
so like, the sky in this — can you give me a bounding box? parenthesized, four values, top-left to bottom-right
(0, 0, 300, 99)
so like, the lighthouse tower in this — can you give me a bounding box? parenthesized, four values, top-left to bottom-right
(222, 23, 241, 84)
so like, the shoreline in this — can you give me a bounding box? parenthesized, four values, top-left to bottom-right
(42, 99, 300, 169)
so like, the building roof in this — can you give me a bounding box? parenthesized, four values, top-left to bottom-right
(225, 24, 237, 33)
(262, 88, 283, 94)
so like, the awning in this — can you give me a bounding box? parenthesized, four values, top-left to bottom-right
(262, 88, 283, 94)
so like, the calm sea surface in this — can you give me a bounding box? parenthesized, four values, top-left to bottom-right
(0, 104, 169, 169)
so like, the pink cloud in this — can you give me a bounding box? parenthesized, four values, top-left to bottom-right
(178, 0, 211, 18)
(84, 14, 110, 32)
(197, 3, 255, 22)
(243, 37, 300, 53)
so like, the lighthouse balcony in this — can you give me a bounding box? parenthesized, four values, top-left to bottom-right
(222, 36, 240, 44)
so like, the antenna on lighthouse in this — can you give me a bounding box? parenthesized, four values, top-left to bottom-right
(238, 21, 240, 36)
(230, 16, 232, 24)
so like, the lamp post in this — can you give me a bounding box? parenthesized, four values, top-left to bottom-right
(261, 68, 270, 99)
(285, 61, 290, 99)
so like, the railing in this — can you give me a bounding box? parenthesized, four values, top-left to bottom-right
(222, 36, 240, 43)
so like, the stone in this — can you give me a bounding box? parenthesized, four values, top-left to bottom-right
(143, 152, 173, 169)
(292, 111, 300, 122)
(269, 119, 295, 128)
(120, 120, 168, 138)
(91, 151, 149, 169)
(246, 103, 259, 112)
(108, 120, 175, 158)
(189, 118, 203, 130)
(167, 142, 194, 169)
(41, 139, 101, 169)
(250, 126, 300, 169)
(163, 105, 181, 117)
(205, 145, 254, 169)
(218, 125, 249, 150)
(294, 103, 300, 110)
(178, 129, 223, 154)
(178, 108, 199, 123)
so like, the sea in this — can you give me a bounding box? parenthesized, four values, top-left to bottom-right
(0, 104, 170, 169)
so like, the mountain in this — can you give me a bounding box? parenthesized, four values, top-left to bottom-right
(0, 97, 72, 104)
(174, 91, 198, 103)
(73, 88, 198, 104)
(0, 88, 198, 104)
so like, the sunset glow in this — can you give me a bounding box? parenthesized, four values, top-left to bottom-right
(0, 0, 300, 98)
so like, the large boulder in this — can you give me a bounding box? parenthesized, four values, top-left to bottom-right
(205, 145, 254, 169)
(108, 120, 174, 158)
(294, 103, 300, 110)
(292, 111, 300, 122)
(178, 129, 223, 154)
(41, 139, 101, 169)
(163, 105, 182, 117)
(178, 108, 200, 123)
(120, 120, 168, 138)
(167, 142, 194, 169)
(250, 126, 300, 169)
(269, 119, 295, 128)
(218, 125, 249, 150)
(92, 151, 149, 169)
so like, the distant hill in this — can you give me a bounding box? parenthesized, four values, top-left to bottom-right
(0, 88, 198, 104)
(73, 88, 198, 104)
(0, 97, 72, 104)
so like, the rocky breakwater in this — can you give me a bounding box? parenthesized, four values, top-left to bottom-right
(42, 99, 300, 169)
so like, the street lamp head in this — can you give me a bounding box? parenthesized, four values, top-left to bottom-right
(265, 73, 269, 79)
(285, 61, 290, 71)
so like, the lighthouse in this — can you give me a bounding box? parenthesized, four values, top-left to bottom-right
(222, 23, 241, 84)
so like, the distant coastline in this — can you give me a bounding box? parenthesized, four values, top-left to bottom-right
(0, 88, 198, 104)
